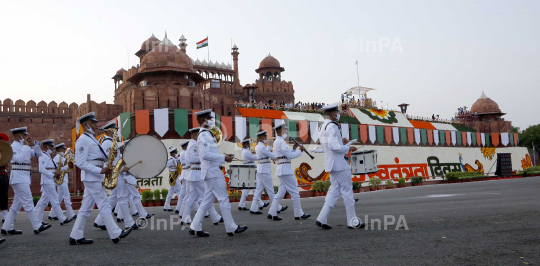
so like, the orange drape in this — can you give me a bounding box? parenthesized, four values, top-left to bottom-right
(298, 121, 309, 142)
(385, 126, 392, 145)
(135, 110, 150, 135)
(491, 133, 500, 147)
(476, 133, 482, 147)
(445, 131, 451, 145)
(261, 119, 273, 138)
(462, 131, 467, 146)
(407, 128, 414, 145)
(360, 125, 368, 144)
(428, 129, 433, 145)
(220, 116, 233, 141)
(408, 120, 437, 130)
(237, 108, 287, 119)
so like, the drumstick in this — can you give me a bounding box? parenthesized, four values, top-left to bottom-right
(126, 160, 143, 170)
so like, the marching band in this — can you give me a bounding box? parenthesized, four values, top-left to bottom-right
(0, 103, 365, 245)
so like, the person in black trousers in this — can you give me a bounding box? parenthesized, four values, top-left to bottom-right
(0, 133, 10, 225)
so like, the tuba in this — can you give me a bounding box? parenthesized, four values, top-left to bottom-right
(103, 129, 124, 189)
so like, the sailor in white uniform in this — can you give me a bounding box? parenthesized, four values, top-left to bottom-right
(1, 127, 51, 236)
(111, 141, 138, 230)
(249, 131, 286, 214)
(176, 140, 190, 216)
(316, 103, 365, 229)
(182, 127, 222, 225)
(238, 139, 265, 212)
(189, 109, 247, 237)
(164, 146, 181, 211)
(52, 143, 77, 220)
(35, 139, 72, 226)
(267, 122, 311, 221)
(69, 112, 132, 245)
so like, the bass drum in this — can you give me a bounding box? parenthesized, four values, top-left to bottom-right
(351, 150, 378, 175)
(123, 135, 168, 179)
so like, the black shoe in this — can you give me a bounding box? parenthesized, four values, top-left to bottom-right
(315, 220, 332, 230)
(263, 202, 270, 208)
(227, 225, 248, 236)
(42, 222, 49, 226)
(1, 229, 22, 235)
(34, 224, 52, 234)
(238, 207, 249, 211)
(1, 219, 4, 224)
(164, 209, 173, 212)
(355, 198, 359, 202)
(267, 215, 281, 221)
(60, 218, 73, 225)
(72, 215, 77, 219)
(219, 217, 224, 223)
(111, 207, 115, 213)
(112, 227, 132, 243)
(0, 238, 5, 244)
(117, 218, 122, 223)
(112, 238, 120, 244)
(277, 206, 288, 213)
(295, 214, 311, 220)
(132, 213, 138, 217)
(47, 216, 54, 220)
(52, 217, 59, 221)
(145, 214, 154, 219)
(189, 229, 210, 237)
(267, 214, 272, 220)
(204, 215, 209, 218)
(132, 224, 139, 230)
(348, 223, 366, 229)
(175, 210, 179, 214)
(93, 223, 107, 230)
(179, 216, 182, 219)
(114, 213, 117, 217)
(69, 237, 93, 245)
(250, 211, 263, 215)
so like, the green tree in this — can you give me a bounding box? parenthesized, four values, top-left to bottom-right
(519, 124, 540, 150)
(512, 126, 521, 133)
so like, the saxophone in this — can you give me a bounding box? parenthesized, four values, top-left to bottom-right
(54, 153, 64, 185)
(103, 129, 125, 189)
(169, 158, 182, 186)
(56, 148, 76, 185)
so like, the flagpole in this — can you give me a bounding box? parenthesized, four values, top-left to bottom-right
(207, 36, 209, 62)
(356, 60, 359, 86)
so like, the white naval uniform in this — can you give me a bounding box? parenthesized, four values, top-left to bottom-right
(176, 150, 188, 215)
(182, 139, 221, 224)
(53, 154, 76, 218)
(125, 173, 149, 217)
(164, 155, 182, 210)
(316, 120, 357, 227)
(35, 152, 67, 224)
(267, 136, 306, 218)
(69, 133, 123, 240)
(249, 142, 282, 213)
(95, 154, 135, 229)
(2, 141, 43, 231)
(190, 128, 238, 233)
(238, 148, 262, 209)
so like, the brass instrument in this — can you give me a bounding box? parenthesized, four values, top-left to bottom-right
(169, 161, 182, 186)
(208, 126, 223, 144)
(55, 149, 75, 185)
(0, 141, 13, 167)
(54, 152, 64, 185)
(103, 129, 122, 189)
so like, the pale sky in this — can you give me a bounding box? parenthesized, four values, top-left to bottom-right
(0, 0, 538, 129)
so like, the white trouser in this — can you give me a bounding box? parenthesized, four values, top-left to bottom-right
(35, 184, 67, 224)
(175, 180, 187, 212)
(94, 187, 118, 226)
(249, 173, 281, 212)
(127, 185, 148, 217)
(164, 181, 181, 209)
(70, 181, 122, 240)
(57, 183, 76, 218)
(190, 177, 237, 233)
(183, 180, 220, 223)
(317, 170, 357, 226)
(96, 176, 134, 228)
(2, 183, 41, 231)
(239, 189, 261, 208)
(268, 174, 304, 217)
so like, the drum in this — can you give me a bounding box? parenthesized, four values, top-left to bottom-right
(351, 150, 378, 175)
(228, 165, 257, 189)
(123, 135, 168, 179)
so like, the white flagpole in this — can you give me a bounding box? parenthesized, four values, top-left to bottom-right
(355, 60, 359, 86)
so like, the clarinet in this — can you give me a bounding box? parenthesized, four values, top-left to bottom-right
(289, 137, 315, 160)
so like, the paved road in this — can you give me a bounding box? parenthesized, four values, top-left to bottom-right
(1, 178, 539, 266)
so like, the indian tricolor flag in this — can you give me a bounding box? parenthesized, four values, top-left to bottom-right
(197, 37, 208, 49)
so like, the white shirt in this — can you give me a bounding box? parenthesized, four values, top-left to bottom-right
(186, 139, 202, 182)
(273, 136, 302, 176)
(39, 152, 57, 185)
(197, 128, 226, 180)
(242, 148, 257, 166)
(53, 154, 69, 185)
(9, 141, 42, 185)
(166, 156, 178, 172)
(178, 150, 187, 181)
(320, 119, 350, 172)
(255, 142, 275, 174)
(101, 137, 113, 157)
(75, 133, 108, 182)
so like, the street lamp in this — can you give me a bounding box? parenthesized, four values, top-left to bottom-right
(398, 103, 409, 114)
(246, 86, 256, 103)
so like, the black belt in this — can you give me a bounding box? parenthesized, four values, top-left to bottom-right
(277, 162, 290, 165)
(12, 163, 30, 166)
(12, 169, 30, 172)
(91, 159, 105, 161)
(46, 168, 56, 170)
(276, 156, 288, 160)
(191, 168, 201, 171)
